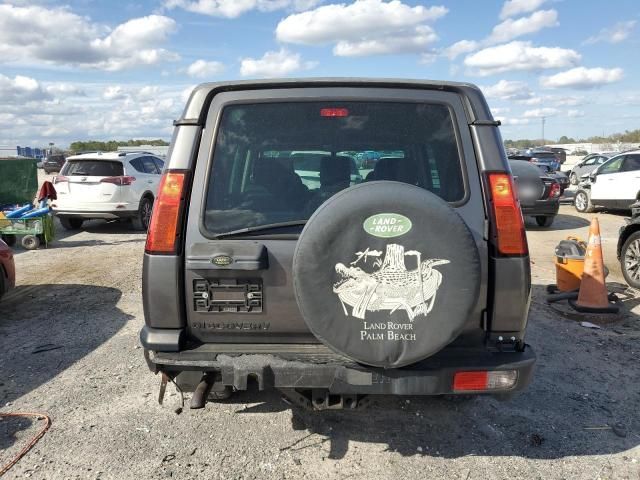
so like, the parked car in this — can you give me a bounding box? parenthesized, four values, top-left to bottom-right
(617, 202, 640, 288)
(574, 150, 640, 213)
(140, 78, 535, 410)
(0, 238, 16, 300)
(51, 151, 164, 230)
(43, 154, 66, 174)
(544, 147, 568, 165)
(569, 152, 615, 185)
(510, 152, 560, 172)
(510, 159, 561, 227)
(535, 164, 569, 194)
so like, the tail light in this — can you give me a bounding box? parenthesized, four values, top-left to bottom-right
(145, 171, 188, 255)
(453, 370, 518, 392)
(53, 175, 68, 184)
(100, 176, 136, 186)
(487, 173, 528, 256)
(548, 181, 561, 198)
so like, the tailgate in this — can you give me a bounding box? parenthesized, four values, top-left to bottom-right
(182, 89, 488, 346)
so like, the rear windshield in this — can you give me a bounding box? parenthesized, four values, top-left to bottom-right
(204, 101, 465, 235)
(533, 152, 557, 159)
(61, 160, 124, 177)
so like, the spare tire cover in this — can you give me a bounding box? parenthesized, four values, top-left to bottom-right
(293, 181, 481, 368)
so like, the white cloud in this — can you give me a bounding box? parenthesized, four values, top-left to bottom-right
(103, 86, 128, 100)
(240, 49, 316, 77)
(44, 83, 86, 97)
(481, 79, 533, 100)
(567, 109, 585, 118)
(464, 41, 580, 76)
(334, 25, 438, 56)
(276, 0, 447, 56)
(165, 0, 323, 18)
(186, 59, 225, 78)
(518, 96, 542, 106)
(0, 4, 178, 70)
(0, 74, 51, 104)
(442, 40, 479, 60)
(585, 20, 637, 44)
(495, 117, 530, 126)
(490, 107, 510, 115)
(487, 9, 558, 44)
(523, 107, 559, 118)
(500, 0, 547, 20)
(555, 96, 586, 106)
(540, 67, 624, 89)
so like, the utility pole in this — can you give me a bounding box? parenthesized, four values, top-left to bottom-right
(541, 116, 546, 144)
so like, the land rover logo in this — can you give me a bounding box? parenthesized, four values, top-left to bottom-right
(363, 213, 412, 238)
(212, 255, 233, 266)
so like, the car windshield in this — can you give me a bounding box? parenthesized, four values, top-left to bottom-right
(204, 101, 465, 235)
(61, 160, 124, 177)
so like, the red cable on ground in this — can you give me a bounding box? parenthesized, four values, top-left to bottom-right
(0, 412, 52, 477)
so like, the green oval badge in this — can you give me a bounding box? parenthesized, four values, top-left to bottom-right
(212, 255, 233, 266)
(363, 213, 412, 238)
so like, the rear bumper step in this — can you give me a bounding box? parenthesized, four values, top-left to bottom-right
(141, 332, 535, 396)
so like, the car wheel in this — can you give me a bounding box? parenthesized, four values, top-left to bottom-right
(574, 190, 594, 213)
(132, 197, 153, 231)
(569, 172, 578, 185)
(59, 217, 84, 230)
(1, 234, 16, 247)
(621, 231, 640, 289)
(535, 216, 554, 227)
(21, 234, 40, 250)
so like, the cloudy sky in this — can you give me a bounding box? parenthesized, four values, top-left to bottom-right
(0, 0, 638, 147)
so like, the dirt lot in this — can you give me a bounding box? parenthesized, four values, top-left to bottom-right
(1, 181, 639, 479)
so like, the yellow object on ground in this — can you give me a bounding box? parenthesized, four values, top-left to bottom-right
(0, 212, 10, 229)
(554, 236, 586, 292)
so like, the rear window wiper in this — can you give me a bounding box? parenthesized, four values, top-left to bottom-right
(214, 220, 307, 238)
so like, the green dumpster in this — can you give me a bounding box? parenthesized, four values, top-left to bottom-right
(0, 158, 38, 205)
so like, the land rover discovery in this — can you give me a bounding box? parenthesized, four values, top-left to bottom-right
(141, 79, 535, 410)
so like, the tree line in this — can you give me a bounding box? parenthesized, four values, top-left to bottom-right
(504, 128, 640, 149)
(68, 139, 169, 153)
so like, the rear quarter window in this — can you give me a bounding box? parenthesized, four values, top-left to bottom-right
(204, 101, 465, 235)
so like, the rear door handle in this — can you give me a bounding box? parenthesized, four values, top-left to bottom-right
(147, 180, 153, 184)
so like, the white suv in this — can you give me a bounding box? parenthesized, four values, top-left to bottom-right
(574, 150, 640, 213)
(52, 151, 164, 230)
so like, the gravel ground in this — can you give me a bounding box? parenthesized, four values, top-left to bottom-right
(1, 194, 639, 479)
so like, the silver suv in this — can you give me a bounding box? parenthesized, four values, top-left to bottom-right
(140, 79, 535, 410)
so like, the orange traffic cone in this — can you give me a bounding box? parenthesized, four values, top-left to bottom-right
(569, 217, 619, 313)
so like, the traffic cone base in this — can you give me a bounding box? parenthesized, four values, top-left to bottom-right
(570, 217, 619, 314)
(568, 297, 618, 313)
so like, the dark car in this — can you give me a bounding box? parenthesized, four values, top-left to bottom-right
(513, 151, 560, 172)
(140, 78, 535, 410)
(509, 159, 561, 227)
(0, 238, 16, 300)
(534, 164, 569, 194)
(544, 147, 567, 165)
(43, 154, 66, 174)
(617, 201, 640, 288)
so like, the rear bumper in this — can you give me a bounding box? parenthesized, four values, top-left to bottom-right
(140, 327, 536, 396)
(521, 199, 559, 217)
(53, 203, 138, 219)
